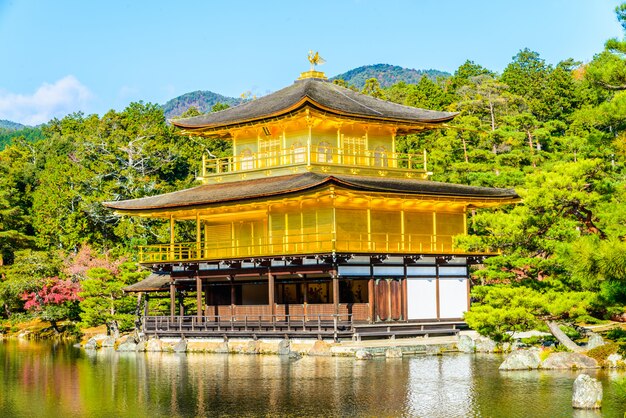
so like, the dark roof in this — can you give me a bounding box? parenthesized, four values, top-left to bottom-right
(123, 273, 171, 292)
(171, 77, 457, 131)
(104, 172, 519, 212)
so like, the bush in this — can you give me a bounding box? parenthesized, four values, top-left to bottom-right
(605, 328, 626, 342)
(586, 342, 619, 362)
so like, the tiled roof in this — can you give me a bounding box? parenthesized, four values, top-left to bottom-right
(104, 172, 519, 212)
(171, 77, 457, 131)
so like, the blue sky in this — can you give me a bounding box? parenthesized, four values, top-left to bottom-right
(0, 0, 623, 125)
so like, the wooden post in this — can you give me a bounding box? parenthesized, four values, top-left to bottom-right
(196, 276, 202, 319)
(268, 272, 275, 316)
(435, 262, 440, 320)
(402, 278, 408, 321)
(332, 273, 339, 316)
(170, 281, 176, 318)
(368, 278, 375, 323)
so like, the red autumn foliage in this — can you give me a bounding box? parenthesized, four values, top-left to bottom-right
(63, 245, 124, 279)
(22, 277, 82, 311)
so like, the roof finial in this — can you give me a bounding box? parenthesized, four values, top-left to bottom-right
(299, 51, 328, 81)
(307, 50, 326, 71)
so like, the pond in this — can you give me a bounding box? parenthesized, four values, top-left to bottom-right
(0, 340, 624, 417)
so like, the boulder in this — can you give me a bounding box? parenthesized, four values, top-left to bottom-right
(172, 338, 187, 353)
(355, 350, 373, 360)
(278, 338, 291, 356)
(146, 338, 163, 352)
(214, 341, 229, 354)
(308, 340, 332, 356)
(540, 352, 598, 370)
(572, 374, 602, 409)
(586, 333, 605, 350)
(84, 338, 98, 350)
(288, 351, 302, 360)
(117, 340, 137, 352)
(101, 337, 116, 348)
(385, 348, 403, 359)
(457, 335, 475, 353)
(499, 349, 541, 370)
(475, 337, 497, 353)
(243, 340, 260, 354)
(135, 341, 147, 352)
(606, 353, 624, 368)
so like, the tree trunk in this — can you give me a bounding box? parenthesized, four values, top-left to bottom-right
(546, 321, 585, 353)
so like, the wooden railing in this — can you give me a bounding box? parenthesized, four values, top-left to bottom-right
(138, 233, 462, 263)
(143, 313, 354, 337)
(201, 145, 427, 176)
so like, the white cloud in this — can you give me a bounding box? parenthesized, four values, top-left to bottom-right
(0, 76, 93, 125)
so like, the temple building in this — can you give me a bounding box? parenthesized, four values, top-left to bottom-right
(105, 67, 518, 339)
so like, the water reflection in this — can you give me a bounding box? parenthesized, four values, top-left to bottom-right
(0, 341, 624, 417)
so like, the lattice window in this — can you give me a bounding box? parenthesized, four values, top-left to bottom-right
(240, 148, 254, 170)
(342, 136, 365, 165)
(259, 137, 280, 167)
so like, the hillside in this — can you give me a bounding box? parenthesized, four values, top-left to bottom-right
(331, 64, 450, 88)
(0, 119, 27, 130)
(162, 90, 240, 119)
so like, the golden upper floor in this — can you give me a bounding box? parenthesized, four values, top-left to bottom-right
(171, 75, 457, 183)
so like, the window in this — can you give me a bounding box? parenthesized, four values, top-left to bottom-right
(240, 148, 254, 170)
(343, 136, 365, 165)
(292, 141, 306, 164)
(317, 141, 333, 163)
(374, 145, 388, 167)
(259, 137, 280, 167)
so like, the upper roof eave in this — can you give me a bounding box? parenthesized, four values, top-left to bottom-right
(169, 78, 457, 132)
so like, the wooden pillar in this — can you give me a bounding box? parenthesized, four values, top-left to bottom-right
(268, 272, 275, 316)
(204, 283, 211, 316)
(303, 278, 308, 320)
(196, 276, 203, 319)
(170, 281, 176, 318)
(435, 262, 440, 320)
(402, 278, 408, 321)
(466, 262, 471, 312)
(368, 278, 375, 323)
(144, 294, 149, 318)
(332, 273, 339, 316)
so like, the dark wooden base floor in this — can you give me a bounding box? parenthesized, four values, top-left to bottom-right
(142, 315, 465, 341)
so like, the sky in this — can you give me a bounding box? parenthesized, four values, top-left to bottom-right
(0, 0, 623, 125)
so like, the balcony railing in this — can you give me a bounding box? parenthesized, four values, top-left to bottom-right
(138, 232, 463, 264)
(201, 145, 427, 177)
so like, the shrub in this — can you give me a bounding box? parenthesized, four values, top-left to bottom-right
(586, 342, 619, 362)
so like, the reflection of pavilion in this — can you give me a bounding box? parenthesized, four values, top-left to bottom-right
(106, 68, 518, 339)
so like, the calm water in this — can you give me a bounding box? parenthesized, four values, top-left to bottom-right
(0, 340, 625, 417)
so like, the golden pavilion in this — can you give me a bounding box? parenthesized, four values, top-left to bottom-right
(105, 67, 518, 339)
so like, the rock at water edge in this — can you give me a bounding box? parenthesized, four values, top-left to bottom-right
(173, 338, 187, 353)
(475, 337, 497, 353)
(146, 338, 163, 352)
(101, 336, 116, 348)
(117, 341, 138, 352)
(572, 374, 602, 409)
(385, 348, 403, 359)
(586, 333, 605, 350)
(457, 335, 475, 353)
(278, 339, 291, 356)
(541, 352, 598, 370)
(606, 353, 624, 368)
(84, 338, 98, 350)
(499, 349, 541, 370)
(355, 350, 373, 360)
(308, 340, 332, 356)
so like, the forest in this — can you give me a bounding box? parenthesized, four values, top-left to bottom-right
(1, 5, 626, 339)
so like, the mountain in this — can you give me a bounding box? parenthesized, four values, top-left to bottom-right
(162, 90, 240, 119)
(0, 119, 28, 130)
(331, 64, 450, 89)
